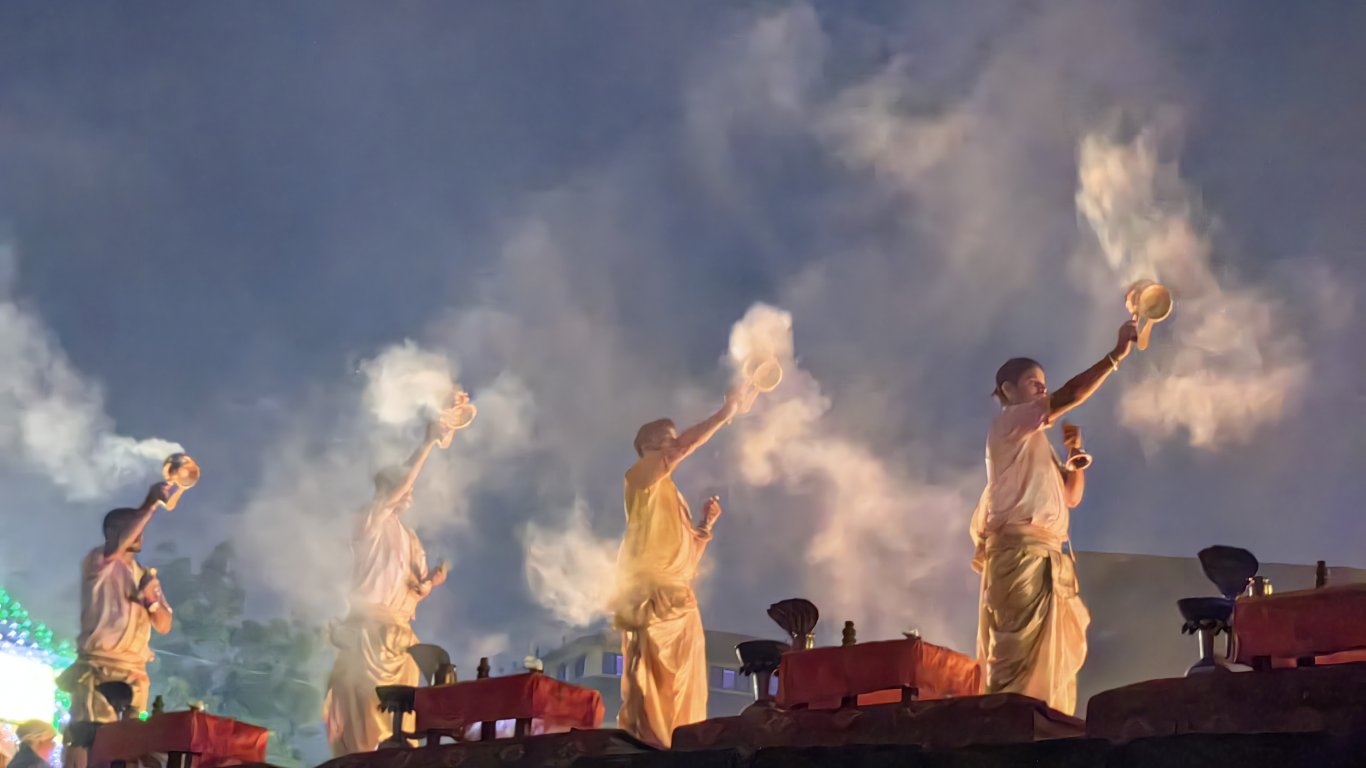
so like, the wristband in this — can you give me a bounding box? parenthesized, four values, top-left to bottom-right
(1106, 353, 1119, 372)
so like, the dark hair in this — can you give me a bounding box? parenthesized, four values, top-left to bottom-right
(993, 357, 1043, 404)
(102, 508, 141, 541)
(633, 418, 676, 457)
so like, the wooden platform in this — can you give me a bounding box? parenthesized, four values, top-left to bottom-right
(672, 693, 1082, 752)
(1087, 663, 1366, 742)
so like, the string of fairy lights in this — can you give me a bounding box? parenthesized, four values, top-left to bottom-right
(0, 587, 73, 664)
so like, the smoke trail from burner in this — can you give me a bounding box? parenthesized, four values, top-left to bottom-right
(725, 303, 979, 646)
(521, 499, 619, 627)
(233, 340, 536, 622)
(1074, 129, 1310, 449)
(0, 242, 182, 501)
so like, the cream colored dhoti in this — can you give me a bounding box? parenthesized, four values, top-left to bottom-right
(616, 583, 707, 749)
(58, 655, 152, 768)
(975, 529, 1089, 715)
(323, 608, 420, 756)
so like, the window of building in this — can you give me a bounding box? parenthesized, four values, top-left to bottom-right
(556, 663, 567, 681)
(603, 652, 624, 676)
(722, 668, 737, 690)
(709, 665, 725, 689)
(574, 655, 586, 679)
(769, 676, 780, 697)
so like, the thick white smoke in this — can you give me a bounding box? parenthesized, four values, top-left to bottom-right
(233, 341, 536, 622)
(521, 499, 619, 627)
(726, 304, 979, 646)
(1075, 130, 1310, 449)
(0, 242, 181, 501)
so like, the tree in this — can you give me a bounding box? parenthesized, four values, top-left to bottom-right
(147, 542, 327, 766)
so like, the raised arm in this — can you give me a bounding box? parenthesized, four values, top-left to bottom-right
(1047, 319, 1139, 424)
(379, 423, 442, 508)
(103, 484, 169, 558)
(661, 386, 749, 469)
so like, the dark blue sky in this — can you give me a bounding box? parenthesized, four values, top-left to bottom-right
(3, 0, 1365, 712)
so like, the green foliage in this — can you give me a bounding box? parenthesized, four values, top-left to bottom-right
(147, 542, 327, 767)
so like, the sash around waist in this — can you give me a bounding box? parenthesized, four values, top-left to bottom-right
(73, 651, 149, 672)
(345, 603, 415, 626)
(983, 524, 1067, 554)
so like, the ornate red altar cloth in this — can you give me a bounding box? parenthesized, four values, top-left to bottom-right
(413, 673, 604, 735)
(1087, 664, 1366, 742)
(672, 693, 1082, 751)
(776, 637, 981, 709)
(89, 711, 269, 767)
(315, 729, 652, 768)
(1234, 584, 1366, 666)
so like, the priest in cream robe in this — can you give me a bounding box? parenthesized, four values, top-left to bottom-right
(614, 383, 752, 748)
(59, 482, 176, 768)
(970, 319, 1138, 715)
(323, 406, 461, 757)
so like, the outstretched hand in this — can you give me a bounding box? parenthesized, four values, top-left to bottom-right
(1113, 319, 1139, 361)
(144, 482, 173, 510)
(725, 381, 759, 416)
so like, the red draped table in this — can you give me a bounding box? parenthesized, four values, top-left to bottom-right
(89, 712, 269, 768)
(777, 637, 981, 710)
(1235, 584, 1366, 668)
(414, 673, 604, 741)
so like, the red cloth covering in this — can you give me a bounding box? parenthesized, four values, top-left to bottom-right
(673, 694, 1082, 752)
(89, 712, 268, 768)
(413, 674, 604, 734)
(1234, 584, 1366, 665)
(777, 638, 981, 710)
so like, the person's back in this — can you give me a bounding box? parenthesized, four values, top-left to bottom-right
(77, 547, 152, 665)
(618, 454, 704, 594)
(348, 498, 425, 621)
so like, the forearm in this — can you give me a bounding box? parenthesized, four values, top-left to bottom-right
(388, 439, 438, 502)
(671, 404, 738, 464)
(1049, 353, 1120, 420)
(1062, 468, 1085, 508)
(148, 601, 173, 634)
(106, 504, 157, 557)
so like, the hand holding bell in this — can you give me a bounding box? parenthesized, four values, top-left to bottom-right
(435, 390, 477, 448)
(1124, 280, 1173, 352)
(702, 495, 723, 528)
(158, 454, 200, 511)
(734, 356, 783, 414)
(1061, 422, 1091, 471)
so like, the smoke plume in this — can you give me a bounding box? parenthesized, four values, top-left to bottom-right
(0, 241, 182, 501)
(233, 341, 536, 622)
(726, 304, 979, 645)
(1075, 130, 1310, 449)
